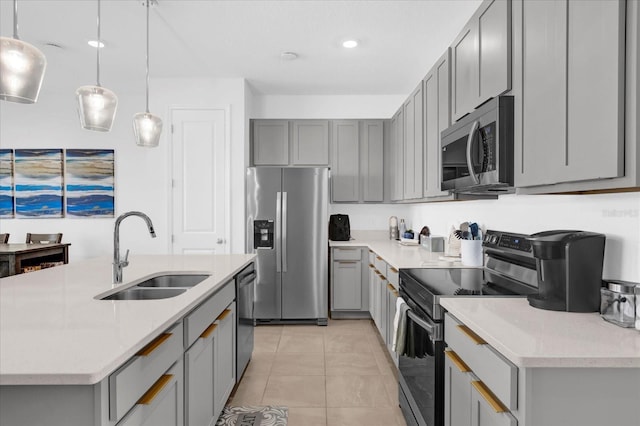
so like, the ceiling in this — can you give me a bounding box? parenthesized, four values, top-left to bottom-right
(0, 0, 481, 97)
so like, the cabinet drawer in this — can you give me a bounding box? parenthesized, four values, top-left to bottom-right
(445, 313, 517, 410)
(470, 373, 518, 426)
(109, 322, 184, 422)
(184, 281, 235, 349)
(374, 256, 387, 277)
(332, 247, 362, 261)
(387, 265, 399, 287)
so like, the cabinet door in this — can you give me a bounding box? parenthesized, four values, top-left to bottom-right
(403, 83, 424, 200)
(478, 0, 512, 103)
(291, 120, 329, 165)
(214, 304, 236, 418)
(118, 360, 184, 426)
(331, 121, 360, 202)
(390, 109, 404, 201)
(332, 260, 363, 310)
(185, 328, 215, 426)
(444, 351, 472, 426)
(386, 286, 399, 366)
(470, 379, 517, 426)
(452, 20, 478, 121)
(361, 121, 384, 202)
(368, 263, 377, 320)
(252, 120, 289, 166)
(377, 274, 388, 342)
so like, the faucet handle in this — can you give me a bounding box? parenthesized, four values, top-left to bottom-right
(122, 249, 130, 267)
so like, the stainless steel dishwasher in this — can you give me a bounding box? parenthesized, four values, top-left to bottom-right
(236, 263, 256, 381)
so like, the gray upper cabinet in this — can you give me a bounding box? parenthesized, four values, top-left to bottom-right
(291, 120, 330, 165)
(331, 120, 384, 203)
(452, 0, 511, 122)
(514, 0, 625, 188)
(252, 120, 289, 166)
(424, 50, 454, 199)
(331, 121, 360, 202)
(251, 120, 329, 167)
(403, 83, 424, 200)
(390, 109, 404, 201)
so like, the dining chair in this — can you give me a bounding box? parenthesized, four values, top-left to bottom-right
(25, 233, 63, 244)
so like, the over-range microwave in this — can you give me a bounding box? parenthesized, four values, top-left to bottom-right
(440, 96, 514, 195)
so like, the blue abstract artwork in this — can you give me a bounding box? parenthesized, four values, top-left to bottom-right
(0, 149, 14, 218)
(15, 149, 64, 218)
(65, 149, 114, 217)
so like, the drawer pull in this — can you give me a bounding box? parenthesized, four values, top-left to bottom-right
(200, 322, 218, 339)
(389, 267, 399, 273)
(338, 261, 359, 265)
(369, 264, 375, 268)
(445, 350, 471, 373)
(338, 247, 358, 251)
(137, 333, 172, 357)
(392, 290, 399, 297)
(387, 283, 396, 292)
(138, 374, 173, 405)
(375, 256, 383, 260)
(471, 380, 507, 413)
(457, 325, 487, 345)
(217, 308, 232, 321)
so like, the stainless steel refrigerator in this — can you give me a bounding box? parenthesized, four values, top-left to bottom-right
(246, 167, 328, 325)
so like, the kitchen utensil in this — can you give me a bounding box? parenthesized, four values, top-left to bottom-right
(389, 216, 399, 240)
(600, 280, 639, 328)
(469, 223, 479, 239)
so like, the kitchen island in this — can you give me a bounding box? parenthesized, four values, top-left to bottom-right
(0, 254, 255, 426)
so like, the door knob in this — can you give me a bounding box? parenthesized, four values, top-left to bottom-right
(217, 238, 225, 244)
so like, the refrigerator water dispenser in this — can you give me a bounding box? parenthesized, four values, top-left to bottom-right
(253, 220, 274, 249)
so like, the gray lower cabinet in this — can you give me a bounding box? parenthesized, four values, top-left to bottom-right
(444, 351, 472, 426)
(514, 0, 626, 188)
(452, 0, 512, 122)
(331, 247, 369, 315)
(403, 83, 424, 200)
(214, 305, 236, 418)
(385, 282, 399, 367)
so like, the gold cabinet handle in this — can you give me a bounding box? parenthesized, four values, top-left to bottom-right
(387, 283, 396, 292)
(375, 256, 383, 260)
(392, 290, 399, 297)
(369, 263, 375, 268)
(457, 325, 487, 345)
(337, 261, 359, 265)
(200, 322, 218, 339)
(389, 267, 399, 273)
(445, 350, 471, 373)
(138, 374, 173, 405)
(137, 333, 172, 357)
(216, 308, 232, 321)
(337, 247, 358, 251)
(471, 380, 507, 413)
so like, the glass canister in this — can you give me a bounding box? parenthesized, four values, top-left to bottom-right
(600, 280, 638, 328)
(636, 285, 640, 331)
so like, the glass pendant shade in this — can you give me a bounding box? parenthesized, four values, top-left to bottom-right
(133, 112, 163, 147)
(0, 1, 47, 104)
(76, 85, 118, 132)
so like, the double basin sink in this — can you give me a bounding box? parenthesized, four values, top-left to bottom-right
(100, 273, 210, 300)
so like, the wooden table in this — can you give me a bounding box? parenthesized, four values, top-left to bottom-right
(0, 243, 70, 278)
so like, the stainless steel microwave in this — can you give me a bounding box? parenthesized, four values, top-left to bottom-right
(440, 96, 514, 195)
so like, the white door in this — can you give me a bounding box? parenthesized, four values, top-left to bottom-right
(171, 108, 229, 254)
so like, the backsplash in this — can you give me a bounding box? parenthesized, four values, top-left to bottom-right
(331, 192, 640, 281)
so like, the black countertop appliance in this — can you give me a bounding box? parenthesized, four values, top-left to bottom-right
(526, 230, 606, 312)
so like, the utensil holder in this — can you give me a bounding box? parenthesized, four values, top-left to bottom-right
(460, 240, 483, 266)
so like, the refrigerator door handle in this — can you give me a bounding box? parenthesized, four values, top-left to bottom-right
(276, 191, 282, 272)
(282, 191, 288, 272)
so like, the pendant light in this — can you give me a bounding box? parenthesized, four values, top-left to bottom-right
(133, 0, 162, 147)
(76, 0, 118, 132)
(0, 0, 47, 103)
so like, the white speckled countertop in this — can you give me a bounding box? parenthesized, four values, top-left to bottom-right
(440, 297, 640, 368)
(0, 254, 255, 385)
(329, 230, 474, 269)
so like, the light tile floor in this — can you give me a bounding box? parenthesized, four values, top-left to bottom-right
(229, 319, 408, 426)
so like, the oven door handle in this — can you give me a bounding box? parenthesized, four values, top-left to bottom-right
(466, 120, 480, 184)
(407, 309, 442, 341)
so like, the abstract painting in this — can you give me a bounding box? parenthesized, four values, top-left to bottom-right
(0, 149, 14, 218)
(65, 149, 114, 217)
(15, 149, 64, 218)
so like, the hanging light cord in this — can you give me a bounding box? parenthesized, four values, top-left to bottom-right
(145, 0, 150, 113)
(12, 0, 19, 39)
(96, 0, 102, 87)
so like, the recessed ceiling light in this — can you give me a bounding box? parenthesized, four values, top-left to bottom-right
(88, 40, 105, 48)
(281, 51, 298, 60)
(342, 40, 358, 49)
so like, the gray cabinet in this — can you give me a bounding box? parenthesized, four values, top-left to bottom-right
(452, 0, 512, 121)
(514, 0, 625, 188)
(385, 282, 399, 367)
(251, 120, 329, 166)
(423, 49, 455, 199)
(331, 120, 384, 203)
(403, 83, 424, 200)
(291, 120, 330, 165)
(390, 109, 404, 201)
(470, 377, 518, 426)
(214, 305, 236, 418)
(444, 351, 472, 426)
(185, 325, 215, 426)
(331, 247, 367, 313)
(252, 120, 289, 166)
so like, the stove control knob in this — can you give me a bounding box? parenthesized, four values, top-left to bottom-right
(491, 235, 499, 244)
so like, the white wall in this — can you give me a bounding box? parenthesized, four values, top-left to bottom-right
(409, 192, 640, 281)
(0, 77, 249, 260)
(329, 204, 412, 233)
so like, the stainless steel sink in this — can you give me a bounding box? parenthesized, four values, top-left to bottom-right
(101, 287, 187, 301)
(135, 274, 210, 288)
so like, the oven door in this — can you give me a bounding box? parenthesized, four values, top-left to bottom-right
(398, 296, 445, 426)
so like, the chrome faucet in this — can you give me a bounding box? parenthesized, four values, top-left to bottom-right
(113, 211, 156, 283)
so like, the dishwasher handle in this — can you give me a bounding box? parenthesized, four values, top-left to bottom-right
(237, 271, 256, 288)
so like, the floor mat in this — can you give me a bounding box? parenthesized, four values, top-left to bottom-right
(215, 405, 288, 426)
